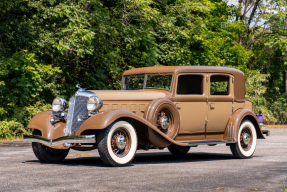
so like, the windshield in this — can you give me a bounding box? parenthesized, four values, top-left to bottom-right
(123, 73, 173, 91)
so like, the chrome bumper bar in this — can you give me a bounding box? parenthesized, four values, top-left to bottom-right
(24, 135, 96, 147)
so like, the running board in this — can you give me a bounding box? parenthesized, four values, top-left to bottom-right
(184, 139, 236, 147)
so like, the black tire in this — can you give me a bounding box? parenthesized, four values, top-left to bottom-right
(230, 120, 257, 159)
(31, 130, 70, 162)
(32, 143, 70, 162)
(97, 121, 138, 167)
(168, 146, 190, 157)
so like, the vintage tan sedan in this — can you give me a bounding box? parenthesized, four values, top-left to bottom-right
(24, 66, 266, 166)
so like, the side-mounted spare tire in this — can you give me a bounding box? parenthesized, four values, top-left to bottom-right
(144, 98, 180, 148)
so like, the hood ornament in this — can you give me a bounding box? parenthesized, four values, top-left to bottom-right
(75, 84, 86, 91)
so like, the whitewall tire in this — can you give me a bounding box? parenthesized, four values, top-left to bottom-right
(230, 120, 257, 159)
(97, 121, 138, 166)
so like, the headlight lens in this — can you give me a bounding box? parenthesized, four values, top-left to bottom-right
(87, 96, 103, 111)
(52, 97, 67, 112)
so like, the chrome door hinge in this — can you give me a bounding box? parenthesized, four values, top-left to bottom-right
(232, 105, 234, 112)
(207, 97, 209, 102)
(206, 75, 209, 82)
(205, 120, 209, 125)
(232, 76, 234, 83)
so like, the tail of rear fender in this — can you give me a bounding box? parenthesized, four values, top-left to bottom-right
(76, 109, 187, 148)
(224, 108, 265, 141)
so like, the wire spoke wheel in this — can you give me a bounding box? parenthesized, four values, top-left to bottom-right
(239, 127, 253, 151)
(97, 121, 137, 166)
(111, 128, 131, 157)
(230, 120, 257, 159)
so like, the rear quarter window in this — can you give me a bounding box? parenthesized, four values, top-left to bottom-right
(210, 75, 229, 95)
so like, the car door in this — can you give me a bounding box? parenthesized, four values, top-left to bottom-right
(174, 73, 208, 134)
(206, 73, 234, 134)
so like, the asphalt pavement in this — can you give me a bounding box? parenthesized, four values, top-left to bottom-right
(0, 128, 287, 192)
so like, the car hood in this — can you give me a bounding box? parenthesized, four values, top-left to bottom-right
(89, 90, 167, 101)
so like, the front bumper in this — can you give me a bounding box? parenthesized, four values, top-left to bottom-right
(24, 134, 96, 147)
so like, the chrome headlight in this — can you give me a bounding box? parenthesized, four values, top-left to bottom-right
(52, 97, 67, 112)
(87, 96, 103, 111)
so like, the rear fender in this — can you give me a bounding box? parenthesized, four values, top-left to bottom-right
(77, 109, 187, 148)
(26, 111, 66, 140)
(224, 108, 265, 141)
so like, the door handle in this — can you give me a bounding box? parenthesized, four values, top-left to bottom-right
(174, 102, 181, 110)
(209, 102, 215, 110)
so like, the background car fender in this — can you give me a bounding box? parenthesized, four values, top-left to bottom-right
(26, 110, 66, 139)
(76, 109, 187, 148)
(223, 108, 265, 141)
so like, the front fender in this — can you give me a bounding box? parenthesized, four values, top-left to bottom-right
(26, 110, 66, 140)
(223, 108, 265, 141)
(76, 109, 188, 148)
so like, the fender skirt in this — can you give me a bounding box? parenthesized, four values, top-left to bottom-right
(77, 109, 188, 148)
(223, 108, 265, 141)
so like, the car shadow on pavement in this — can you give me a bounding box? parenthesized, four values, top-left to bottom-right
(132, 152, 235, 165)
(24, 151, 235, 167)
(24, 156, 108, 167)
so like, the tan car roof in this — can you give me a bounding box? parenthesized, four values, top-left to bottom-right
(122, 66, 245, 101)
(122, 66, 243, 76)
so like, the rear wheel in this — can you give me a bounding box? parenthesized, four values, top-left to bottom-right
(230, 120, 257, 159)
(32, 130, 70, 162)
(168, 146, 190, 157)
(97, 121, 138, 167)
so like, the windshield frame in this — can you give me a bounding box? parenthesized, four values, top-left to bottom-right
(122, 73, 174, 91)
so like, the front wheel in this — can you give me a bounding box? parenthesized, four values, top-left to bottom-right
(97, 121, 138, 167)
(230, 120, 257, 159)
(32, 143, 70, 162)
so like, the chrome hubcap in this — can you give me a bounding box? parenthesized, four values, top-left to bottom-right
(116, 135, 126, 150)
(243, 133, 250, 145)
(160, 116, 169, 130)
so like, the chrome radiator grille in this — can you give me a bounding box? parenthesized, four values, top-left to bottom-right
(66, 96, 89, 135)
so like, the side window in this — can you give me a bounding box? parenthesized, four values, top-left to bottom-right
(177, 75, 203, 95)
(210, 75, 229, 95)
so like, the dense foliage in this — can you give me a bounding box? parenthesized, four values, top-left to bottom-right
(0, 0, 287, 140)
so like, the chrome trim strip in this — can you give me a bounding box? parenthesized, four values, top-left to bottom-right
(186, 139, 236, 146)
(66, 96, 75, 136)
(23, 135, 96, 147)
